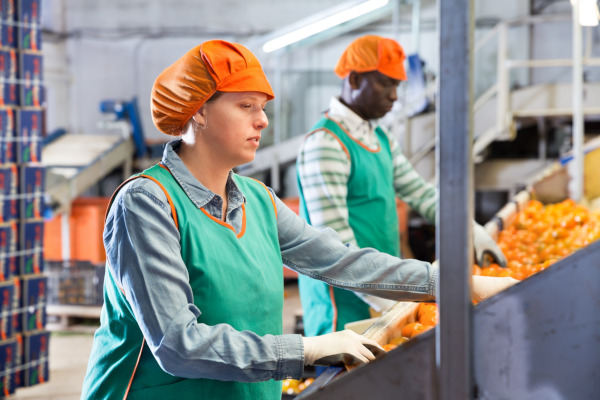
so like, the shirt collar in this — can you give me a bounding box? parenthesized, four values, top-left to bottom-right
(327, 97, 379, 145)
(160, 140, 246, 209)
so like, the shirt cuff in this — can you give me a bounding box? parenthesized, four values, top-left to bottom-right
(273, 334, 304, 380)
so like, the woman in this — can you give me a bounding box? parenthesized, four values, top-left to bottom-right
(81, 40, 516, 400)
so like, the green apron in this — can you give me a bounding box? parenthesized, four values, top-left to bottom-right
(298, 117, 398, 336)
(81, 164, 284, 400)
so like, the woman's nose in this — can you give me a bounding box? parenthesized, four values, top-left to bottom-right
(255, 111, 269, 130)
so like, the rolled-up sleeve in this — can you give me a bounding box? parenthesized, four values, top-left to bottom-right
(104, 179, 304, 382)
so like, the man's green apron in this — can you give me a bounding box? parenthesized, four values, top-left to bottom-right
(297, 117, 398, 336)
(81, 165, 284, 400)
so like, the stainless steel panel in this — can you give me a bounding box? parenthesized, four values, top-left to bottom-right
(300, 240, 600, 399)
(472, 240, 600, 400)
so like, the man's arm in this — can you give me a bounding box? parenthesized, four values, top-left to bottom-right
(387, 129, 438, 224)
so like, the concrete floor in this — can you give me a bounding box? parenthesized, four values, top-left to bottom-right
(10, 281, 302, 400)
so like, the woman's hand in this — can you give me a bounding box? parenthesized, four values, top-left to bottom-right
(303, 330, 385, 366)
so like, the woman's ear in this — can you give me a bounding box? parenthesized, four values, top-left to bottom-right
(193, 106, 208, 128)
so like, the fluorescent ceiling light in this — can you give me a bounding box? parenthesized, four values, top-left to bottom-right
(571, 0, 600, 26)
(262, 0, 390, 53)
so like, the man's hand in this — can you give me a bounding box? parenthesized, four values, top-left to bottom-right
(473, 222, 507, 267)
(303, 330, 385, 366)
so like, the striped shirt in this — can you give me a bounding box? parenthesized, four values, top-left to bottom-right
(297, 97, 438, 247)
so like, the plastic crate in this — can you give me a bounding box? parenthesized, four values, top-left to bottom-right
(46, 261, 104, 306)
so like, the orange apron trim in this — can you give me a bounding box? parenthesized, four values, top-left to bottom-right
(200, 204, 246, 239)
(304, 128, 351, 162)
(249, 178, 277, 215)
(328, 286, 338, 332)
(123, 338, 146, 400)
(324, 112, 381, 153)
(104, 170, 179, 231)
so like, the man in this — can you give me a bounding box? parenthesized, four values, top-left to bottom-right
(296, 35, 507, 338)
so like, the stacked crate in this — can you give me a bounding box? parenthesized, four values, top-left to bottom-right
(0, 0, 48, 397)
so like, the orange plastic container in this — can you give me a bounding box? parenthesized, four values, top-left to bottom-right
(44, 197, 110, 264)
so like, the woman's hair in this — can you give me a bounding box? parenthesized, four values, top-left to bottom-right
(205, 91, 223, 103)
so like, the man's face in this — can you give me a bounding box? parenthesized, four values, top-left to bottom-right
(350, 71, 401, 120)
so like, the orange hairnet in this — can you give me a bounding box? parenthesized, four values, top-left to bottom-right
(334, 35, 407, 81)
(151, 40, 274, 135)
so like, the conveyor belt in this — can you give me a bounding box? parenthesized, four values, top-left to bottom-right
(42, 133, 134, 214)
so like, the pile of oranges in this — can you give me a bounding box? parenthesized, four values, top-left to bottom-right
(383, 198, 600, 351)
(282, 377, 314, 395)
(478, 199, 600, 280)
(383, 302, 438, 351)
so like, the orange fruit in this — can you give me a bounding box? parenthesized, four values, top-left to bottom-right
(419, 311, 439, 327)
(389, 336, 410, 346)
(383, 343, 397, 351)
(401, 322, 427, 338)
(417, 302, 438, 319)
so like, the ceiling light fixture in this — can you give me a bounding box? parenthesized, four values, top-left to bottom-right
(262, 0, 390, 53)
(571, 0, 600, 26)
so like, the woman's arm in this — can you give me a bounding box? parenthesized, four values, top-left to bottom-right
(105, 178, 303, 382)
(274, 194, 437, 302)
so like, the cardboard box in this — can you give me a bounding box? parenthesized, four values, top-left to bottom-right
(0, 108, 16, 164)
(0, 224, 12, 281)
(0, 48, 18, 106)
(17, 0, 39, 25)
(11, 277, 20, 335)
(16, 108, 42, 163)
(0, 49, 17, 80)
(19, 51, 43, 107)
(0, 21, 16, 50)
(20, 275, 45, 332)
(6, 223, 16, 279)
(1, 0, 17, 22)
(0, 165, 17, 223)
(22, 330, 48, 387)
(0, 338, 17, 396)
(18, 26, 40, 52)
(17, 0, 40, 51)
(0, 68, 18, 108)
(0, 280, 13, 339)
(19, 164, 44, 220)
(18, 220, 43, 275)
(13, 332, 22, 389)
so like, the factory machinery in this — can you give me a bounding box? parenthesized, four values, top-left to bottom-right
(297, 185, 600, 399)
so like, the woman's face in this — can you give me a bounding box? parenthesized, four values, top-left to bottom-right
(200, 91, 269, 168)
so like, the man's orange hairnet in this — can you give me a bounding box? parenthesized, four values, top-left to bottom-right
(334, 35, 407, 81)
(151, 40, 274, 135)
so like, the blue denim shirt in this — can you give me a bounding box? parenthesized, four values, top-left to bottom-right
(104, 140, 437, 382)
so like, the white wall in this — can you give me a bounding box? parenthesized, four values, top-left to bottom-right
(40, 0, 347, 140)
(39, 0, 600, 145)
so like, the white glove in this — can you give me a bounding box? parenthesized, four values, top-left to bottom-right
(303, 330, 385, 366)
(472, 275, 519, 302)
(473, 222, 507, 267)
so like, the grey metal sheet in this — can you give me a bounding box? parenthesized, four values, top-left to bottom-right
(297, 330, 437, 400)
(300, 240, 600, 399)
(472, 240, 600, 400)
